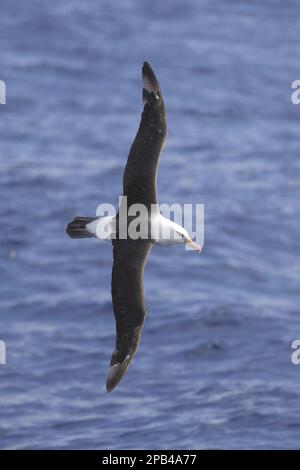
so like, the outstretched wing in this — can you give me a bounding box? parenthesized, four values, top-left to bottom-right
(106, 62, 165, 392)
(122, 62, 167, 209)
(107, 239, 152, 392)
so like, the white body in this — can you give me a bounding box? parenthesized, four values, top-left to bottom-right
(86, 213, 189, 246)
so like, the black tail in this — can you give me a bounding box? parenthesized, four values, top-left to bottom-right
(66, 216, 97, 238)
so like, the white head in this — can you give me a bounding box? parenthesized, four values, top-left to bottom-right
(154, 217, 202, 252)
(172, 223, 202, 252)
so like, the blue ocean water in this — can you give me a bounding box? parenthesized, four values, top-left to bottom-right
(1, 0, 300, 450)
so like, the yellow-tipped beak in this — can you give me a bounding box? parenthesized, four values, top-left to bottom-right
(185, 239, 202, 253)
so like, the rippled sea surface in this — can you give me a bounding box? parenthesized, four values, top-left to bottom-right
(1, 0, 300, 450)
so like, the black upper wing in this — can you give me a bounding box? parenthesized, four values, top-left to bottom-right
(122, 62, 167, 209)
(107, 238, 152, 392)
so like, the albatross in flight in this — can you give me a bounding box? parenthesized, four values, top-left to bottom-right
(66, 62, 202, 392)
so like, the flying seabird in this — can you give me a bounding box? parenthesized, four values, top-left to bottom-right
(66, 62, 202, 392)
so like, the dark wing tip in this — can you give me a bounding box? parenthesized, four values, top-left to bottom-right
(142, 61, 161, 98)
(106, 355, 132, 393)
(105, 324, 145, 392)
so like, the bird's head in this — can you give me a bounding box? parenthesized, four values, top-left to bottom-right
(173, 225, 202, 253)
